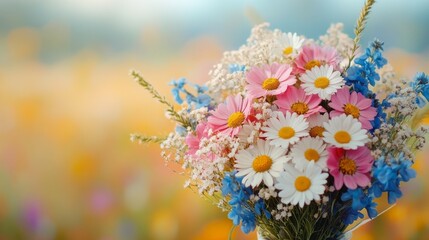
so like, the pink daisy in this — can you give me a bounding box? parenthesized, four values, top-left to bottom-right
(294, 44, 340, 74)
(329, 87, 377, 130)
(274, 86, 325, 117)
(327, 146, 373, 190)
(245, 63, 296, 99)
(185, 122, 209, 155)
(207, 95, 252, 137)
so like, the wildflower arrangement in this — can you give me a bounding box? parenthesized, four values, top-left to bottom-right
(131, 1, 428, 239)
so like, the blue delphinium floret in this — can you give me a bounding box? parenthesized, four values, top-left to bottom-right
(194, 83, 208, 94)
(222, 171, 255, 233)
(170, 78, 187, 104)
(186, 93, 211, 109)
(341, 188, 378, 222)
(254, 200, 271, 219)
(169, 78, 212, 109)
(341, 188, 365, 210)
(345, 39, 387, 96)
(411, 72, 429, 107)
(367, 93, 387, 131)
(222, 171, 269, 234)
(369, 154, 416, 204)
(342, 206, 364, 226)
(370, 39, 388, 68)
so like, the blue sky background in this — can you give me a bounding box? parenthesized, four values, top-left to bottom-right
(1, 0, 429, 62)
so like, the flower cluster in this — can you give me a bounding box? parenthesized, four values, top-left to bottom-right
(133, 21, 428, 240)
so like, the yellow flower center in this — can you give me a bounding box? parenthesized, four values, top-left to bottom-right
(339, 157, 357, 175)
(283, 46, 294, 55)
(304, 60, 322, 70)
(314, 77, 330, 89)
(309, 126, 325, 138)
(334, 131, 351, 144)
(344, 103, 360, 118)
(291, 102, 309, 115)
(252, 155, 273, 173)
(295, 176, 311, 192)
(227, 112, 245, 128)
(278, 127, 295, 139)
(304, 149, 320, 162)
(262, 78, 280, 90)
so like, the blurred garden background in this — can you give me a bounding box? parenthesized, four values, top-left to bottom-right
(1, 0, 429, 239)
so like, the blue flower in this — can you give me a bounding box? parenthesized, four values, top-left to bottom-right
(222, 171, 257, 234)
(364, 198, 378, 219)
(341, 188, 378, 225)
(228, 208, 241, 225)
(240, 214, 257, 234)
(370, 154, 416, 204)
(420, 86, 429, 104)
(372, 50, 387, 68)
(371, 39, 385, 51)
(345, 61, 379, 95)
(169, 78, 212, 109)
(387, 186, 403, 204)
(345, 40, 387, 97)
(343, 206, 364, 226)
(398, 160, 416, 182)
(413, 72, 429, 85)
(368, 96, 386, 131)
(195, 94, 212, 109)
(370, 39, 387, 68)
(169, 78, 187, 89)
(169, 78, 187, 104)
(171, 88, 183, 104)
(193, 84, 208, 94)
(415, 96, 426, 108)
(411, 72, 429, 105)
(341, 188, 366, 211)
(254, 200, 271, 219)
(229, 64, 246, 73)
(222, 171, 240, 195)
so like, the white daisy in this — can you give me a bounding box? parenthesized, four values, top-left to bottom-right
(307, 113, 329, 138)
(301, 65, 344, 100)
(261, 111, 309, 149)
(275, 161, 328, 208)
(323, 114, 368, 150)
(235, 139, 290, 187)
(273, 32, 305, 58)
(290, 137, 328, 171)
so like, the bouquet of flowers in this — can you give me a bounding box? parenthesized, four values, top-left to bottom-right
(131, 0, 428, 239)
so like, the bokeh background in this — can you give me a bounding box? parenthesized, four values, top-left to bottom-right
(1, 0, 429, 239)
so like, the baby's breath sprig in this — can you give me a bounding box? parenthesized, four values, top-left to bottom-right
(130, 70, 192, 128)
(344, 0, 377, 73)
(130, 133, 166, 144)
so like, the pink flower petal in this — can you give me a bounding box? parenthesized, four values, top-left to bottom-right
(353, 172, 371, 188)
(343, 175, 358, 189)
(334, 175, 344, 190)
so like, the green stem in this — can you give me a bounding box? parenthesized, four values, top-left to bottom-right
(228, 224, 236, 240)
